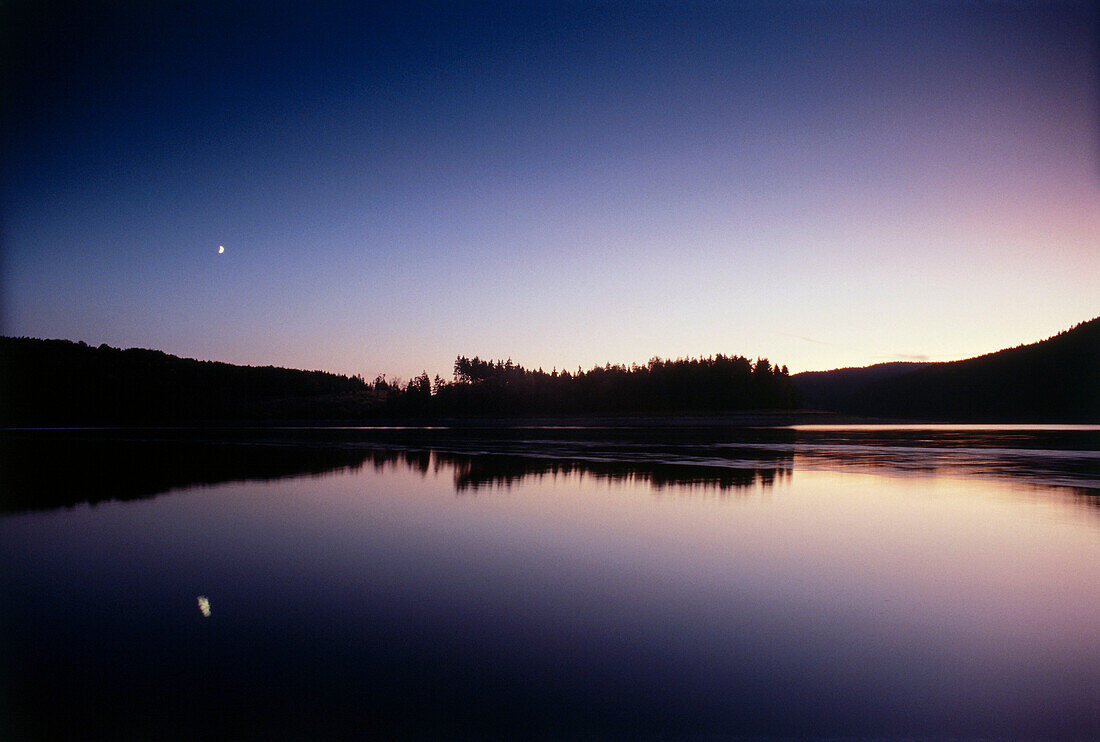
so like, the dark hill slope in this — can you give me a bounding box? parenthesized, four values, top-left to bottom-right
(0, 337, 378, 425)
(793, 318, 1100, 421)
(792, 361, 931, 414)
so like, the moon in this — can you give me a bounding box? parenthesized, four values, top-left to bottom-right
(218, 245, 225, 254)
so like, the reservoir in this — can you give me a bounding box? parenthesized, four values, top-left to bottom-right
(2, 424, 1098, 739)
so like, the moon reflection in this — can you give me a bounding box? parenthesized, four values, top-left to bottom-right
(197, 595, 211, 617)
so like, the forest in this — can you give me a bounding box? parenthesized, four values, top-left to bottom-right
(380, 354, 796, 416)
(0, 337, 797, 425)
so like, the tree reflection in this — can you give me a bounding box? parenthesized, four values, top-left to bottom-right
(357, 446, 791, 495)
(448, 454, 788, 494)
(5, 426, 1092, 513)
(1, 431, 795, 512)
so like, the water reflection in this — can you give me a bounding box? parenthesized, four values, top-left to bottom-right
(2, 427, 1099, 740)
(363, 447, 789, 494)
(786, 425, 1100, 494)
(449, 454, 786, 493)
(286, 422, 1100, 494)
(0, 435, 371, 512)
(3, 425, 1097, 513)
(1, 435, 791, 513)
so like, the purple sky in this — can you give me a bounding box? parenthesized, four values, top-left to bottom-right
(3, 1, 1097, 381)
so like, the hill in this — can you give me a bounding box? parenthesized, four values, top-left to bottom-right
(0, 338, 379, 425)
(792, 318, 1100, 421)
(791, 361, 932, 414)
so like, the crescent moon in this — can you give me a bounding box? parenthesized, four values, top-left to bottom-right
(218, 245, 225, 254)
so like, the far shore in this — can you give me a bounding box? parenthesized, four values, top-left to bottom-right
(5, 410, 1097, 436)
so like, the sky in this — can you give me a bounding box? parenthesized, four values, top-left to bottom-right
(3, 0, 1098, 381)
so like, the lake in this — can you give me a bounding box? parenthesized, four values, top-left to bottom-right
(2, 424, 1098, 739)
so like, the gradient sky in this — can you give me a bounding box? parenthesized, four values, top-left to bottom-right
(3, 1, 1098, 381)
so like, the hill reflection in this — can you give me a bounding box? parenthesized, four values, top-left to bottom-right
(3, 425, 1095, 513)
(0, 436, 372, 512)
(1, 433, 791, 512)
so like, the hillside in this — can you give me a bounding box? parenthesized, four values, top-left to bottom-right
(792, 318, 1100, 421)
(0, 338, 379, 425)
(791, 361, 932, 414)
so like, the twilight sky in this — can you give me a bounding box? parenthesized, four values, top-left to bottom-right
(3, 1, 1098, 380)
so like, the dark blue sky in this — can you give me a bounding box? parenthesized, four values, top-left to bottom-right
(4, 1, 1097, 378)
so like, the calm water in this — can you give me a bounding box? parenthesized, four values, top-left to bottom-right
(2, 425, 1099, 740)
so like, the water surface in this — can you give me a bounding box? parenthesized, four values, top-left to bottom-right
(2, 425, 1098, 739)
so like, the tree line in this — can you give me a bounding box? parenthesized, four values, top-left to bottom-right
(373, 354, 797, 416)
